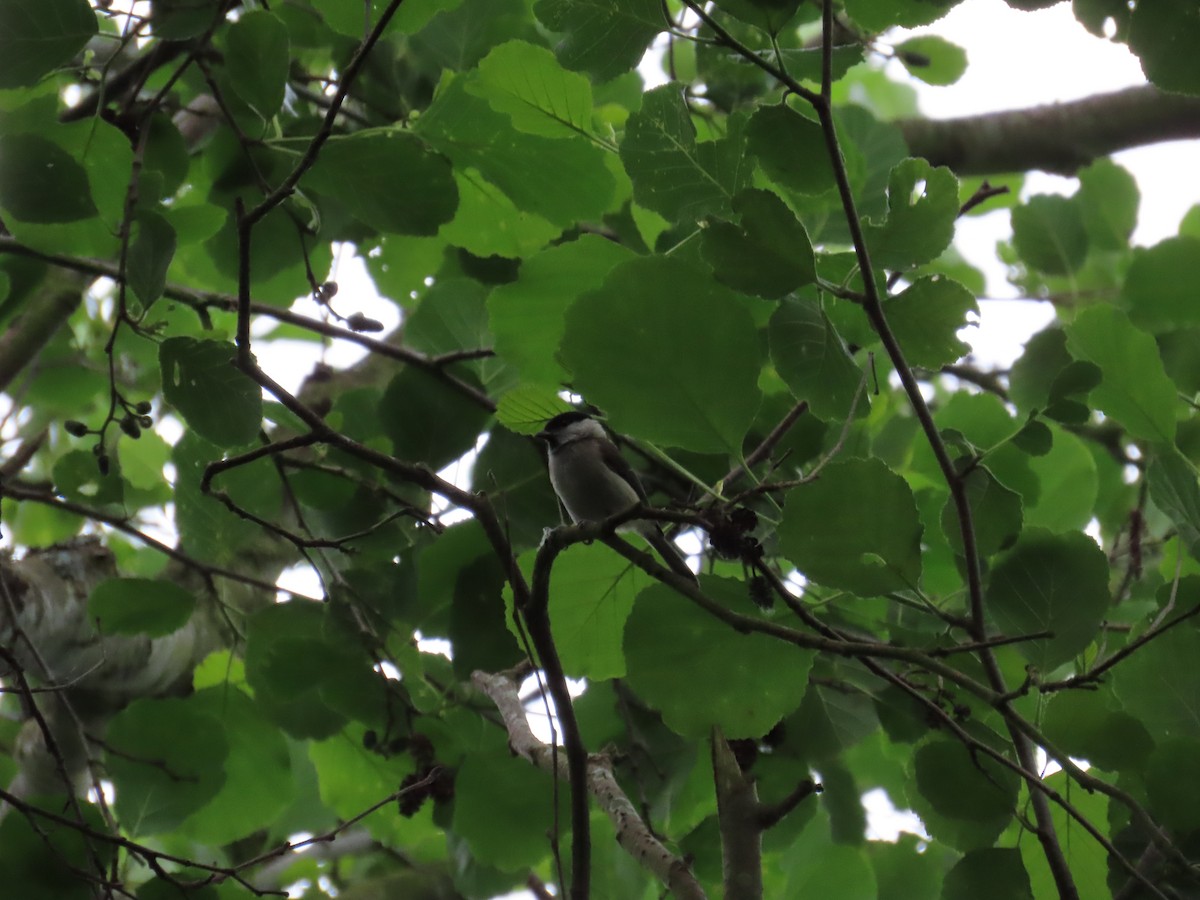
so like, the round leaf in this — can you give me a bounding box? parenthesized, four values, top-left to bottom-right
(896, 35, 968, 86)
(886, 274, 978, 368)
(0, 133, 97, 223)
(469, 40, 595, 138)
(1011, 194, 1087, 276)
(160, 338, 263, 448)
(304, 132, 458, 236)
(560, 255, 762, 453)
(862, 158, 959, 270)
(779, 458, 923, 596)
(1129, 0, 1200, 94)
(1122, 236, 1200, 331)
(769, 297, 866, 422)
(624, 577, 813, 738)
(986, 529, 1110, 670)
(226, 10, 290, 118)
(747, 104, 836, 196)
(701, 188, 816, 298)
(940, 465, 1022, 557)
(942, 848, 1033, 900)
(107, 698, 229, 836)
(0, 0, 97, 89)
(453, 749, 561, 870)
(913, 738, 1020, 823)
(1064, 305, 1177, 445)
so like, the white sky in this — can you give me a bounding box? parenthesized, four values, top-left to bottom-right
(895, 0, 1199, 365)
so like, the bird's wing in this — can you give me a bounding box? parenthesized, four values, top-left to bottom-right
(599, 439, 649, 502)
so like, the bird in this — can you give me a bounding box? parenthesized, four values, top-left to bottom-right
(536, 412, 698, 583)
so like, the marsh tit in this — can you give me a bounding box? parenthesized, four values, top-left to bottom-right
(536, 412, 697, 583)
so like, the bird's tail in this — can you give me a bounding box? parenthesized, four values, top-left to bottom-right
(641, 526, 699, 584)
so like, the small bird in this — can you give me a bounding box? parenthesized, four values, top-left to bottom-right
(536, 412, 697, 583)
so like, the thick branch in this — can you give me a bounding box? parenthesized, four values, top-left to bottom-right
(472, 670, 706, 900)
(712, 730, 762, 900)
(900, 85, 1200, 176)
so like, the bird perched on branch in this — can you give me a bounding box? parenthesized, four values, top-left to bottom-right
(536, 412, 697, 583)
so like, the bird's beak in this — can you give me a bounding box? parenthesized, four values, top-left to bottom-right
(534, 429, 550, 443)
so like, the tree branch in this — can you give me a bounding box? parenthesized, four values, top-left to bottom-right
(472, 670, 706, 900)
(900, 84, 1200, 176)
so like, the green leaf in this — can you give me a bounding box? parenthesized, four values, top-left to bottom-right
(142, 114, 190, 197)
(52, 448, 124, 507)
(468, 40, 595, 138)
(1011, 194, 1088, 275)
(304, 132, 458, 236)
(0, 0, 97, 89)
(624, 577, 814, 738)
(181, 686, 295, 844)
(439, 168, 560, 258)
(844, 0, 959, 30)
(1146, 737, 1200, 833)
(746, 103, 836, 196)
(912, 737, 1019, 822)
(986, 529, 1110, 670)
(159, 338, 263, 448)
(1129, 0, 1200, 95)
(245, 602, 378, 739)
(701, 188, 816, 298)
(407, 0, 523, 70)
(488, 235, 634, 387)
(534, 0, 661, 80)
(861, 158, 958, 270)
(1121, 236, 1200, 331)
(173, 432, 281, 565)
(416, 74, 614, 229)
(1064, 305, 1177, 444)
(379, 366, 491, 470)
(787, 680, 880, 763)
(127, 211, 176, 308)
(869, 835, 944, 900)
(1009, 326, 1071, 413)
(620, 84, 750, 223)
(940, 465, 1022, 557)
(403, 277, 491, 359)
(509, 542, 649, 680)
(942, 848, 1033, 900)
(88, 578, 196, 637)
(895, 35, 968, 86)
(1147, 448, 1200, 562)
(151, 0, 218, 38)
(1074, 0, 1130, 37)
(769, 297, 865, 422)
(0, 800, 113, 899)
(885, 275, 977, 368)
(1043, 689, 1153, 772)
(1114, 598, 1200, 739)
(713, 0, 802, 34)
(495, 384, 573, 433)
(107, 698, 229, 836)
(559, 255, 762, 453)
(453, 749, 560, 869)
(225, 10, 289, 118)
(164, 202, 226, 245)
(0, 133, 96, 223)
(781, 814, 877, 897)
(779, 457, 923, 596)
(1021, 771, 1113, 898)
(1024, 425, 1098, 533)
(1077, 158, 1138, 251)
